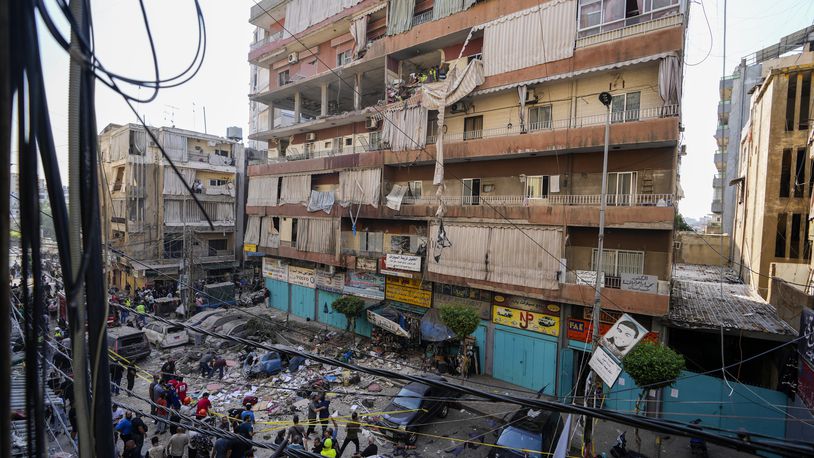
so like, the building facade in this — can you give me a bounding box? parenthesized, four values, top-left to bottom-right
(99, 123, 243, 292)
(733, 52, 814, 298)
(245, 0, 687, 395)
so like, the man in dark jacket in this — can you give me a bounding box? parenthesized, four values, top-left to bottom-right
(110, 361, 123, 395)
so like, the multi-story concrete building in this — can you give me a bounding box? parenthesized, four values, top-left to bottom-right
(712, 26, 814, 240)
(245, 0, 687, 394)
(733, 50, 814, 298)
(99, 123, 243, 292)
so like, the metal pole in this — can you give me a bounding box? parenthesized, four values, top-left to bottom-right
(584, 92, 613, 447)
(67, 0, 92, 456)
(0, 0, 12, 453)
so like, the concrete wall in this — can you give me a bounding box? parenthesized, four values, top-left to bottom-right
(675, 231, 730, 265)
(768, 277, 814, 331)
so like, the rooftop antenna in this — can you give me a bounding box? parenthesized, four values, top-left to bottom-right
(163, 104, 180, 127)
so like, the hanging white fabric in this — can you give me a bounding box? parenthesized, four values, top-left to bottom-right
(385, 184, 409, 211)
(517, 85, 528, 132)
(296, 218, 338, 254)
(284, 0, 363, 37)
(433, 0, 464, 20)
(658, 54, 682, 108)
(427, 223, 490, 280)
(338, 169, 381, 207)
(477, 0, 577, 77)
(486, 225, 562, 290)
(163, 200, 182, 224)
(163, 167, 195, 195)
(247, 176, 279, 207)
(381, 106, 428, 151)
(550, 175, 560, 193)
(161, 132, 188, 161)
(279, 175, 312, 205)
(306, 190, 336, 213)
(386, 0, 416, 35)
(259, 217, 280, 248)
(244, 216, 261, 245)
(350, 15, 368, 58)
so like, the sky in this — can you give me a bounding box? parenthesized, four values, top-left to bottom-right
(35, 0, 814, 219)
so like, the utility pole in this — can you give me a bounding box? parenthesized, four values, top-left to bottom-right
(584, 92, 613, 449)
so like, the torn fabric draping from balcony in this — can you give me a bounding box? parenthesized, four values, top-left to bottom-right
(163, 200, 182, 224)
(247, 176, 279, 206)
(517, 85, 528, 131)
(296, 218, 338, 254)
(214, 203, 235, 222)
(259, 216, 280, 248)
(428, 223, 563, 290)
(244, 216, 261, 245)
(428, 223, 490, 280)
(284, 0, 363, 37)
(337, 169, 381, 207)
(110, 131, 130, 160)
(658, 54, 682, 107)
(386, 0, 416, 35)
(487, 226, 562, 290)
(432, 0, 477, 20)
(475, 0, 577, 77)
(385, 184, 408, 211)
(278, 175, 311, 205)
(162, 167, 195, 195)
(162, 132, 187, 161)
(307, 190, 336, 213)
(381, 105, 428, 151)
(350, 15, 368, 58)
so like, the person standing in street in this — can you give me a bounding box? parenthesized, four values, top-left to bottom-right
(130, 413, 148, 454)
(148, 374, 159, 417)
(115, 411, 134, 445)
(167, 427, 189, 458)
(147, 436, 164, 458)
(211, 355, 227, 379)
(306, 394, 320, 441)
(338, 411, 361, 457)
(318, 394, 331, 435)
(196, 392, 212, 419)
(155, 393, 169, 434)
(110, 361, 123, 395)
(126, 361, 137, 396)
(160, 358, 176, 383)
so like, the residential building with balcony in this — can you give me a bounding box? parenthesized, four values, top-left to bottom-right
(245, 0, 687, 394)
(733, 49, 814, 299)
(99, 123, 243, 292)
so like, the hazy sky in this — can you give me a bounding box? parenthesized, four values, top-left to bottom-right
(36, 0, 814, 218)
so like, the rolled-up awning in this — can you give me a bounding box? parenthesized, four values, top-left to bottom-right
(366, 306, 410, 338)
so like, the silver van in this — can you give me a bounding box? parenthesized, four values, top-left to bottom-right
(107, 326, 151, 361)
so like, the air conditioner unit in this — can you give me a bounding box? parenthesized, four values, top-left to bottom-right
(366, 118, 378, 129)
(450, 101, 467, 113)
(305, 132, 316, 142)
(288, 52, 299, 64)
(526, 89, 539, 104)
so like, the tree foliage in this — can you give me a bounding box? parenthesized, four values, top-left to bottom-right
(439, 304, 480, 341)
(332, 296, 365, 332)
(675, 213, 693, 232)
(622, 341, 685, 389)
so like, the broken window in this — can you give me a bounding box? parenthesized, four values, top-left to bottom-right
(336, 49, 352, 67)
(780, 148, 792, 198)
(463, 116, 483, 141)
(786, 72, 798, 131)
(526, 175, 550, 199)
(409, 180, 422, 199)
(795, 147, 806, 198)
(791, 213, 802, 259)
(800, 72, 811, 130)
(462, 178, 481, 206)
(208, 239, 228, 256)
(776, 213, 788, 258)
(529, 105, 552, 130)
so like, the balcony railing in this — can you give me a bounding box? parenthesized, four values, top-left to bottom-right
(401, 193, 675, 207)
(412, 9, 433, 27)
(250, 31, 284, 51)
(576, 12, 683, 48)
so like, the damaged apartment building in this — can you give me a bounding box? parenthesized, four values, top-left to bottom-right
(245, 0, 687, 395)
(100, 124, 244, 291)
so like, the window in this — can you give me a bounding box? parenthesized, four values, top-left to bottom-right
(303, 142, 314, 155)
(462, 178, 481, 206)
(577, 0, 680, 36)
(336, 50, 352, 67)
(780, 148, 792, 198)
(786, 72, 798, 131)
(806, 218, 812, 261)
(591, 249, 645, 287)
(390, 235, 411, 253)
(215, 149, 230, 157)
(344, 137, 353, 146)
(795, 147, 806, 198)
(208, 239, 227, 256)
(791, 213, 802, 259)
(578, 0, 601, 31)
(463, 116, 483, 140)
(278, 70, 290, 86)
(112, 167, 125, 192)
(409, 181, 422, 199)
(209, 179, 228, 187)
(528, 105, 552, 131)
(526, 175, 550, 199)
(800, 72, 811, 130)
(776, 213, 788, 258)
(607, 171, 637, 205)
(611, 92, 640, 123)
(164, 239, 183, 259)
(467, 53, 482, 63)
(369, 131, 381, 150)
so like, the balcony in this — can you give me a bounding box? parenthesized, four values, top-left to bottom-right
(715, 125, 729, 147)
(717, 100, 731, 124)
(250, 31, 284, 51)
(711, 199, 722, 214)
(402, 194, 675, 207)
(720, 76, 735, 100)
(575, 12, 684, 48)
(411, 9, 433, 27)
(713, 175, 722, 189)
(714, 152, 726, 170)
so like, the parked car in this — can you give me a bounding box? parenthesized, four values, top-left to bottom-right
(107, 326, 151, 361)
(188, 313, 242, 344)
(379, 375, 454, 445)
(488, 408, 561, 458)
(143, 322, 189, 349)
(243, 346, 304, 378)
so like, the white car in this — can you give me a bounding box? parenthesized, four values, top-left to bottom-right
(143, 322, 189, 349)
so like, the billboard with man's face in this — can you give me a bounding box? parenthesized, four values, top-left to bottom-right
(600, 313, 648, 360)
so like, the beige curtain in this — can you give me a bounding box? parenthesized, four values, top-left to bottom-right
(279, 175, 312, 205)
(338, 169, 381, 207)
(215, 203, 235, 222)
(162, 167, 195, 195)
(244, 216, 261, 245)
(296, 218, 337, 254)
(350, 16, 368, 58)
(163, 200, 182, 224)
(247, 176, 279, 206)
(658, 55, 682, 108)
(259, 217, 280, 248)
(478, 0, 577, 77)
(382, 106, 428, 151)
(284, 0, 363, 37)
(517, 85, 528, 131)
(161, 132, 187, 161)
(110, 131, 130, 161)
(387, 0, 416, 35)
(428, 223, 490, 280)
(486, 226, 562, 290)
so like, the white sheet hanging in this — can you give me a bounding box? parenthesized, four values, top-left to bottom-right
(517, 85, 528, 131)
(658, 54, 682, 107)
(307, 190, 336, 213)
(385, 184, 409, 211)
(163, 167, 195, 195)
(350, 15, 368, 58)
(247, 176, 279, 207)
(244, 216, 261, 245)
(382, 106, 428, 152)
(296, 218, 338, 254)
(386, 0, 416, 35)
(284, 0, 363, 37)
(259, 217, 280, 248)
(279, 175, 312, 205)
(478, 0, 577, 77)
(337, 169, 381, 207)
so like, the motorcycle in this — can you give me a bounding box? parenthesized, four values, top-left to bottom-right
(610, 431, 649, 458)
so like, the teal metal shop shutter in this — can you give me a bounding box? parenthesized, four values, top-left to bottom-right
(265, 278, 289, 313)
(290, 285, 316, 321)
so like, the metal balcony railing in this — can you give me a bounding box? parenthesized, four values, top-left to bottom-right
(412, 9, 433, 27)
(576, 12, 683, 47)
(401, 193, 675, 207)
(250, 31, 284, 51)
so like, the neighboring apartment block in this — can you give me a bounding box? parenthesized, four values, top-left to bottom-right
(733, 50, 814, 298)
(99, 123, 243, 292)
(245, 0, 687, 394)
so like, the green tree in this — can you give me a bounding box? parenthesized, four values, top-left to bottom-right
(675, 213, 693, 232)
(332, 295, 365, 333)
(622, 341, 685, 449)
(439, 304, 480, 344)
